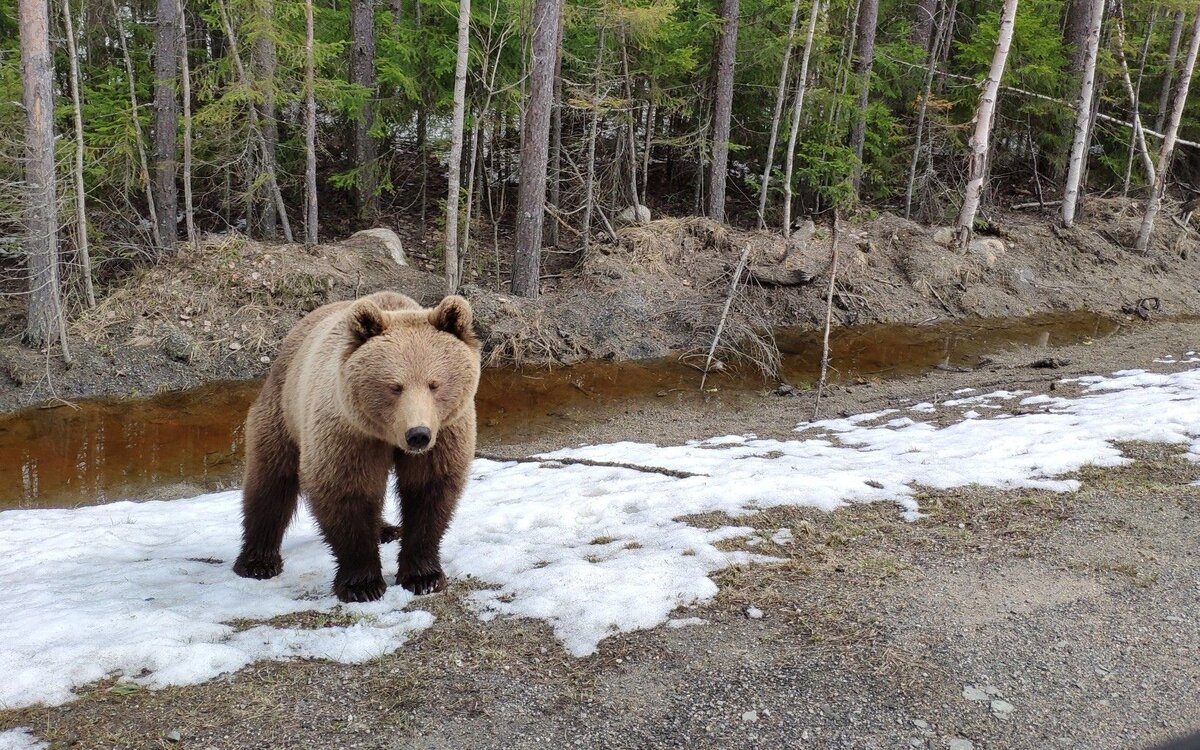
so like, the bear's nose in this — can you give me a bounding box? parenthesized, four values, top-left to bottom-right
(405, 426, 431, 450)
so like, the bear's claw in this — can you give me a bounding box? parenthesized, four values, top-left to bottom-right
(233, 550, 283, 580)
(398, 570, 447, 596)
(379, 524, 402, 544)
(334, 569, 387, 603)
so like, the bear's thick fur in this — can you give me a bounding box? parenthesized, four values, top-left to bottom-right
(232, 290, 480, 603)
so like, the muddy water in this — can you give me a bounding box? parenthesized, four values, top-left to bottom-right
(0, 312, 1121, 509)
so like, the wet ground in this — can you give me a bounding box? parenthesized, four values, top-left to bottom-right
(0, 311, 1123, 509)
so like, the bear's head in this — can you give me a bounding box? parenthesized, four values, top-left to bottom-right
(339, 295, 480, 453)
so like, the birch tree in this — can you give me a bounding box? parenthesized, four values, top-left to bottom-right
(1135, 9, 1200, 255)
(707, 0, 740, 222)
(62, 0, 95, 306)
(755, 0, 803, 229)
(444, 0, 471, 292)
(1061, 0, 1104, 228)
(1154, 9, 1185, 134)
(19, 0, 68, 355)
(180, 0, 196, 246)
(954, 0, 1018, 251)
(253, 0, 279, 238)
(512, 0, 563, 298)
(781, 0, 820, 234)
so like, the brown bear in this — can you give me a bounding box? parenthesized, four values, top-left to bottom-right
(232, 290, 480, 603)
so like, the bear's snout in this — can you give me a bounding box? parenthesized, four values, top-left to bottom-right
(405, 426, 432, 451)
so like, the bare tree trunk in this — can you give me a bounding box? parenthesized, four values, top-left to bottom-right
(153, 0, 180, 252)
(1135, 10, 1200, 255)
(582, 28, 605, 256)
(512, 0, 563, 298)
(755, 0, 802, 229)
(304, 0, 318, 244)
(444, 0, 471, 292)
(1062, 0, 1104, 228)
(1154, 9, 1184, 134)
(1064, 0, 1095, 94)
(781, 0, 821, 235)
(619, 26, 642, 219)
(62, 0, 94, 307)
(641, 99, 655, 200)
(707, 0, 740, 222)
(910, 0, 937, 51)
(351, 0, 378, 219)
(180, 0, 196, 246)
(904, 0, 954, 219)
(216, 0, 293, 242)
(390, 0, 402, 24)
(113, 0, 161, 248)
(848, 0, 879, 195)
(253, 0, 278, 239)
(954, 0, 1018, 251)
(1122, 5, 1155, 196)
(547, 12, 565, 245)
(20, 0, 67, 355)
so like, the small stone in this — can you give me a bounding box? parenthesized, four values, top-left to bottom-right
(165, 730, 182, 743)
(910, 739, 925, 748)
(962, 685, 989, 701)
(745, 607, 764, 620)
(229, 341, 242, 351)
(948, 740, 974, 750)
(991, 699, 1015, 715)
(984, 685, 1001, 696)
(162, 327, 195, 363)
(741, 710, 758, 723)
(913, 719, 929, 729)
(932, 226, 955, 246)
(260, 356, 271, 364)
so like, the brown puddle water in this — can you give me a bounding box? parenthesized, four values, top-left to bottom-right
(0, 311, 1122, 509)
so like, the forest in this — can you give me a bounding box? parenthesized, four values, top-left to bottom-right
(3, 0, 1200, 360)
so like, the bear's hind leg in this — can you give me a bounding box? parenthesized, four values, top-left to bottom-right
(233, 404, 300, 580)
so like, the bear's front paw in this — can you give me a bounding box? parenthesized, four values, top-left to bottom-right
(334, 568, 387, 603)
(398, 569, 447, 596)
(233, 549, 283, 580)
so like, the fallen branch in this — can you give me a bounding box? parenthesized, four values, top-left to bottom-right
(812, 211, 842, 420)
(1012, 199, 1063, 210)
(474, 451, 703, 479)
(747, 265, 814, 286)
(700, 246, 752, 391)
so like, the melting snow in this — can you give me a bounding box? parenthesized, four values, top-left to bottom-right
(3, 366, 1200, 711)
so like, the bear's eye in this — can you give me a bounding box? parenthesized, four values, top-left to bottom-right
(428, 381, 440, 392)
(389, 383, 404, 395)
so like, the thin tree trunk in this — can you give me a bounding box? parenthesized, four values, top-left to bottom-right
(849, 0, 879, 195)
(1154, 9, 1184, 134)
(582, 28, 605, 256)
(351, 0, 378, 219)
(1135, 10, 1200, 255)
(62, 0, 94, 307)
(1112, 2, 1155, 189)
(547, 12, 565, 245)
(781, 0, 820, 235)
(444, 0, 471, 292)
(1122, 5, 1155, 196)
(304, 0, 318, 244)
(463, 106, 483, 267)
(910, 0, 937, 51)
(619, 26, 642, 219)
(954, 0, 1018, 251)
(1062, 0, 1104, 228)
(254, 0, 278, 239)
(512, 0, 563, 298)
(113, 0, 161, 248)
(904, 0, 953, 219)
(216, 0, 293, 242)
(1064, 0, 1095, 97)
(707, 0, 740, 222)
(154, 0, 180, 252)
(20, 0, 68, 357)
(641, 99, 655, 200)
(756, 0, 803, 229)
(180, 0, 196, 246)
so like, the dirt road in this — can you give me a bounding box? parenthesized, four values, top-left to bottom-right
(4, 320, 1200, 750)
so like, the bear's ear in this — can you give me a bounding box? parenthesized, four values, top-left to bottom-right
(347, 298, 386, 348)
(429, 295, 477, 346)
